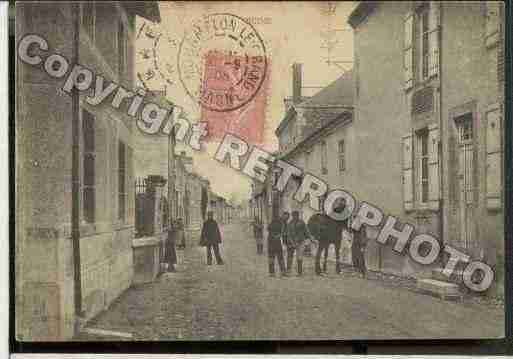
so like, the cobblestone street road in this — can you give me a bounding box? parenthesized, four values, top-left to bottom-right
(82, 222, 504, 341)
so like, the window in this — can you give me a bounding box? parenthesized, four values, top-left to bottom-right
(338, 140, 346, 173)
(118, 141, 126, 221)
(82, 3, 95, 42)
(416, 129, 429, 205)
(83, 110, 96, 223)
(404, 12, 414, 89)
(419, 5, 430, 80)
(406, 3, 439, 88)
(321, 141, 328, 174)
(118, 21, 127, 78)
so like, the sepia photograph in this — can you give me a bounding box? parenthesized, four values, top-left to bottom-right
(14, 1, 506, 344)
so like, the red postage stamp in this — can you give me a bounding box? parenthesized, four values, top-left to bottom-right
(177, 13, 269, 145)
(199, 50, 269, 145)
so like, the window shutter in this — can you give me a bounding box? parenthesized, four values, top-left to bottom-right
(402, 133, 414, 211)
(127, 146, 134, 222)
(427, 1, 440, 78)
(427, 123, 439, 210)
(485, 1, 500, 47)
(486, 105, 502, 209)
(498, 33, 504, 96)
(404, 12, 414, 90)
(497, 5, 504, 97)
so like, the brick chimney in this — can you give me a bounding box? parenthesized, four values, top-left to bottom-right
(292, 63, 303, 104)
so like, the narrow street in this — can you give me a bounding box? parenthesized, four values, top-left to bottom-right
(80, 222, 504, 341)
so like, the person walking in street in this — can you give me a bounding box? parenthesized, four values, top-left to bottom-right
(309, 212, 332, 276)
(200, 211, 224, 265)
(351, 215, 367, 278)
(164, 224, 177, 272)
(252, 216, 264, 255)
(176, 218, 186, 249)
(287, 210, 310, 276)
(321, 202, 349, 274)
(313, 213, 330, 276)
(267, 213, 287, 277)
(280, 212, 294, 273)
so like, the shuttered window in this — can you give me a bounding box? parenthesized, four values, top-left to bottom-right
(485, 1, 501, 48)
(427, 2, 440, 78)
(416, 129, 429, 205)
(127, 146, 134, 221)
(427, 123, 440, 210)
(404, 124, 439, 211)
(404, 12, 414, 90)
(495, 3, 504, 96)
(420, 6, 430, 80)
(408, 2, 439, 87)
(402, 133, 414, 211)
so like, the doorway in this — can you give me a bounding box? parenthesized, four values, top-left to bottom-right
(455, 113, 475, 250)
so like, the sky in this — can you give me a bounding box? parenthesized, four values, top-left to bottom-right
(135, 1, 356, 203)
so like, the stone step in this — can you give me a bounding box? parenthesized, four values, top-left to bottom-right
(417, 278, 463, 301)
(81, 327, 133, 340)
(432, 268, 466, 283)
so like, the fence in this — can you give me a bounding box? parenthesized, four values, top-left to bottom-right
(135, 176, 168, 238)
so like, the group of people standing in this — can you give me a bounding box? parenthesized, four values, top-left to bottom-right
(252, 201, 368, 278)
(162, 211, 225, 274)
(267, 210, 310, 276)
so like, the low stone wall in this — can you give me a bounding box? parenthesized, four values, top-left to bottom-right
(132, 234, 165, 284)
(18, 226, 135, 341)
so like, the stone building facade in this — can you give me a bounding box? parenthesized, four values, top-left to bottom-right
(270, 2, 504, 291)
(275, 65, 354, 226)
(15, 2, 160, 340)
(347, 1, 504, 285)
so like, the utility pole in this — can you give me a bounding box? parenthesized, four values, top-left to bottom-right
(168, 119, 176, 229)
(71, 2, 83, 320)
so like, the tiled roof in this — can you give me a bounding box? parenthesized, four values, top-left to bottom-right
(276, 70, 354, 159)
(301, 107, 349, 138)
(299, 70, 353, 108)
(348, 2, 378, 29)
(275, 70, 354, 136)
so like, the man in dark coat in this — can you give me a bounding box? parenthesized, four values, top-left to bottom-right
(267, 213, 287, 277)
(252, 216, 264, 255)
(287, 211, 310, 276)
(176, 218, 186, 249)
(200, 211, 224, 265)
(351, 215, 367, 278)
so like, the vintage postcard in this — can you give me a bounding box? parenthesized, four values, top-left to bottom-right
(14, 1, 505, 342)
